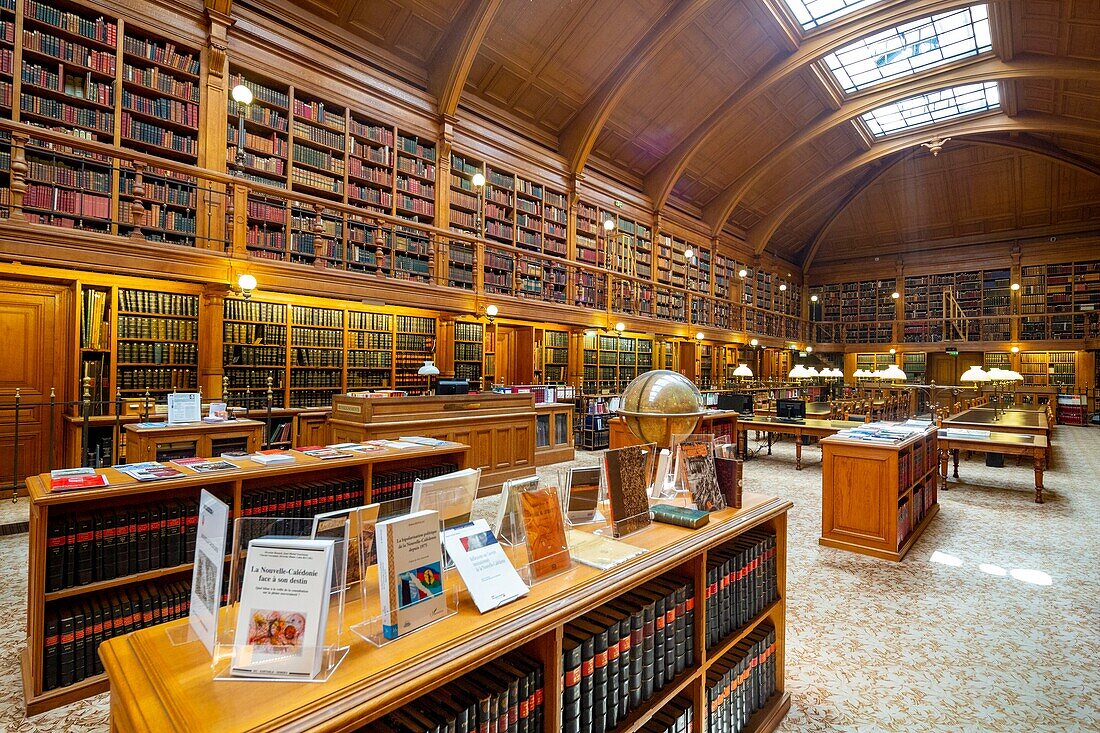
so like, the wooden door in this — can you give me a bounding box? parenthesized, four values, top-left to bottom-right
(496, 327, 514, 385)
(0, 281, 70, 488)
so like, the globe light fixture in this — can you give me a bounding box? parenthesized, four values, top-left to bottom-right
(1010, 346, 1020, 353)
(779, 283, 787, 292)
(471, 172, 486, 187)
(235, 273, 257, 299)
(694, 331, 704, 340)
(891, 291, 900, 299)
(1011, 283, 1020, 291)
(787, 364, 809, 379)
(810, 294, 818, 302)
(231, 84, 253, 106)
(750, 338, 759, 347)
(603, 218, 616, 231)
(684, 247, 694, 260)
(739, 269, 748, 278)
(615, 321, 626, 332)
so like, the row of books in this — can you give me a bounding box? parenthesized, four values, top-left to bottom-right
(121, 113, 197, 154)
(22, 29, 116, 75)
(121, 90, 199, 128)
(25, 0, 116, 44)
(705, 530, 779, 649)
(46, 498, 205, 591)
(224, 345, 284, 368)
(24, 183, 109, 218)
(119, 290, 196, 318)
(43, 579, 194, 691)
(239, 478, 363, 529)
(223, 322, 286, 346)
(121, 36, 199, 76)
(116, 367, 194, 390)
(371, 463, 460, 512)
(225, 298, 286, 323)
(562, 575, 695, 733)
(374, 650, 543, 733)
(122, 63, 199, 102)
(705, 625, 777, 733)
(117, 315, 196, 340)
(80, 287, 110, 350)
(117, 341, 196, 364)
(292, 346, 342, 367)
(290, 389, 340, 408)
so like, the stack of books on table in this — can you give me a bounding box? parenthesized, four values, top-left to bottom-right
(835, 421, 935, 444)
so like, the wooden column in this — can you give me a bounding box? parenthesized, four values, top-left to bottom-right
(893, 257, 904, 346)
(566, 175, 580, 306)
(435, 117, 455, 286)
(1010, 243, 1022, 343)
(200, 286, 227, 398)
(199, 10, 232, 250)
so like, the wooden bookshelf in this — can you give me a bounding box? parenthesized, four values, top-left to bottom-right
(21, 441, 470, 715)
(820, 429, 939, 561)
(222, 296, 287, 408)
(581, 331, 654, 394)
(453, 319, 484, 384)
(394, 314, 435, 394)
(288, 303, 343, 408)
(1019, 350, 1076, 388)
(97, 491, 790, 733)
(541, 328, 568, 384)
(346, 310, 393, 391)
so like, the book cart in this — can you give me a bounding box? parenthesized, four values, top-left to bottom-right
(97, 492, 791, 732)
(21, 442, 469, 715)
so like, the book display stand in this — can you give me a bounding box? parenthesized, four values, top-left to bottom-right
(214, 517, 351, 683)
(353, 495, 461, 646)
(511, 484, 572, 586)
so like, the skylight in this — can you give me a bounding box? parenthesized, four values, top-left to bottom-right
(822, 5, 992, 93)
(860, 81, 1000, 137)
(781, 0, 884, 31)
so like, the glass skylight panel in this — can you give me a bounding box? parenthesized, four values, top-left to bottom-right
(860, 81, 1000, 137)
(822, 5, 992, 93)
(780, 0, 884, 31)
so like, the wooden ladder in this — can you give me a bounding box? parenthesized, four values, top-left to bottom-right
(943, 288, 970, 341)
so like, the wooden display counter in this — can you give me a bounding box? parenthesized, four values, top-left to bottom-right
(329, 393, 536, 490)
(534, 402, 574, 466)
(100, 492, 792, 733)
(123, 419, 265, 462)
(608, 409, 739, 449)
(819, 429, 940, 561)
(21, 441, 469, 715)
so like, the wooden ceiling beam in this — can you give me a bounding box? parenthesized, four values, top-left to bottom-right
(428, 0, 504, 118)
(744, 112, 1100, 257)
(204, 0, 232, 14)
(644, 0, 972, 210)
(799, 151, 913, 273)
(702, 54, 1100, 234)
(558, 0, 715, 177)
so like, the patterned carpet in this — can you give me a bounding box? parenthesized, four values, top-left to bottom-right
(2, 428, 1098, 732)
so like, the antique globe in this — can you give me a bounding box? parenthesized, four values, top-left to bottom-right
(617, 370, 706, 448)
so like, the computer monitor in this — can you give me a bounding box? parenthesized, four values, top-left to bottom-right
(437, 379, 470, 395)
(719, 392, 754, 416)
(776, 398, 806, 421)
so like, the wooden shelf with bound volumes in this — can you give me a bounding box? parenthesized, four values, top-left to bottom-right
(21, 441, 469, 715)
(99, 492, 791, 733)
(819, 429, 939, 561)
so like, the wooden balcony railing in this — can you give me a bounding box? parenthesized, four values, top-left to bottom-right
(0, 119, 807, 341)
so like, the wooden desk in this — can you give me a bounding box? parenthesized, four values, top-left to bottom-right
(21, 441, 469, 715)
(937, 430, 1049, 503)
(736, 417, 867, 470)
(329, 393, 536, 490)
(942, 408, 1052, 462)
(100, 493, 793, 733)
(820, 429, 939, 561)
(123, 419, 265, 462)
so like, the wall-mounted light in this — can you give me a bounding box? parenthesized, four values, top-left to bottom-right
(889, 348, 897, 355)
(603, 218, 616, 231)
(615, 321, 626, 333)
(230, 84, 254, 170)
(1010, 346, 1020, 353)
(738, 269, 748, 278)
(891, 291, 900, 299)
(1010, 283, 1020, 291)
(806, 346, 813, 353)
(695, 331, 704, 341)
(471, 172, 486, 188)
(750, 338, 759, 347)
(479, 303, 498, 323)
(810, 294, 818, 302)
(233, 273, 257, 299)
(779, 283, 787, 292)
(684, 247, 694, 260)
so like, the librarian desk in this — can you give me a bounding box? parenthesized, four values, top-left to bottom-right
(123, 419, 265, 463)
(737, 417, 867, 470)
(937, 430, 1049, 503)
(100, 492, 793, 733)
(941, 409, 1052, 463)
(21, 441, 469, 715)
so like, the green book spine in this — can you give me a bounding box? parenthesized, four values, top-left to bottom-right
(649, 504, 709, 529)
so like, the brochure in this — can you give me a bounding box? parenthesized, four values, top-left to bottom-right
(249, 450, 296, 465)
(443, 519, 528, 613)
(49, 468, 108, 492)
(231, 538, 335, 679)
(115, 462, 187, 482)
(167, 392, 201, 424)
(188, 490, 229, 656)
(171, 457, 239, 474)
(298, 446, 353, 460)
(311, 504, 380, 590)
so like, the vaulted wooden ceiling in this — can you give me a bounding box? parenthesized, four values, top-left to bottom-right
(243, 0, 1100, 264)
